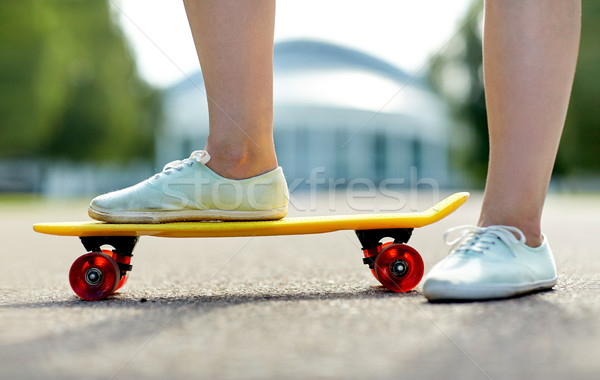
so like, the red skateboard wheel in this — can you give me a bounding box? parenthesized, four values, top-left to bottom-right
(373, 243, 424, 292)
(69, 252, 120, 301)
(102, 249, 130, 292)
(115, 272, 129, 292)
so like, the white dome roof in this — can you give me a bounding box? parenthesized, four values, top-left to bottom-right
(164, 39, 448, 141)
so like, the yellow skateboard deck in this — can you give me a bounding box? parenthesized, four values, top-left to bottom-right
(33, 192, 469, 301)
(33, 192, 469, 238)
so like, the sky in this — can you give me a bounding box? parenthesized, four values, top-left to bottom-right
(111, 0, 474, 88)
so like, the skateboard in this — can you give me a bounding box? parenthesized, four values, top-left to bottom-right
(33, 192, 469, 301)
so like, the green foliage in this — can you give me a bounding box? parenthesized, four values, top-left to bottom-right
(558, 0, 600, 175)
(428, 0, 600, 182)
(428, 1, 487, 184)
(0, 0, 159, 162)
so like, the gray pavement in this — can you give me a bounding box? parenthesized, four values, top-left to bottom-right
(1, 191, 599, 379)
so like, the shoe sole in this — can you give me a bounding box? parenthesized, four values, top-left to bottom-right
(88, 206, 288, 223)
(422, 278, 558, 302)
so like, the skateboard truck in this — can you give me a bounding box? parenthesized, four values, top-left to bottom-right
(80, 236, 139, 256)
(356, 228, 423, 292)
(80, 236, 138, 273)
(356, 228, 413, 269)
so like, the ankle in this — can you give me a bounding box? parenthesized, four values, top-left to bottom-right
(204, 142, 277, 180)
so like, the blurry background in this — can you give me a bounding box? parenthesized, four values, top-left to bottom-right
(0, 0, 598, 197)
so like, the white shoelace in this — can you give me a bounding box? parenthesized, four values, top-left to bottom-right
(444, 225, 526, 256)
(155, 150, 211, 178)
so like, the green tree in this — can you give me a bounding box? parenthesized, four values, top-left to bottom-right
(0, 0, 159, 162)
(428, 1, 487, 184)
(428, 0, 600, 183)
(559, 0, 600, 176)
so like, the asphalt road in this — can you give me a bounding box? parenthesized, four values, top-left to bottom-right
(1, 191, 599, 379)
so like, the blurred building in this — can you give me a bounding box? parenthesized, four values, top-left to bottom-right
(157, 40, 451, 187)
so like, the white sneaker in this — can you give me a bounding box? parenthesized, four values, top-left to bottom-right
(422, 225, 557, 301)
(88, 150, 289, 223)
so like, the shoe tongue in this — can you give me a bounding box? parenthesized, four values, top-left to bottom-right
(476, 232, 498, 244)
(458, 228, 523, 256)
(190, 150, 210, 164)
(446, 225, 525, 256)
(456, 233, 490, 252)
(481, 226, 525, 246)
(162, 151, 210, 171)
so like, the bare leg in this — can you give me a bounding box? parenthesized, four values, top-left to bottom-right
(479, 0, 581, 246)
(183, 0, 277, 179)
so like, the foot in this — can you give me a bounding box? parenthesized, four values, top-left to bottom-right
(88, 150, 289, 223)
(422, 225, 557, 301)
